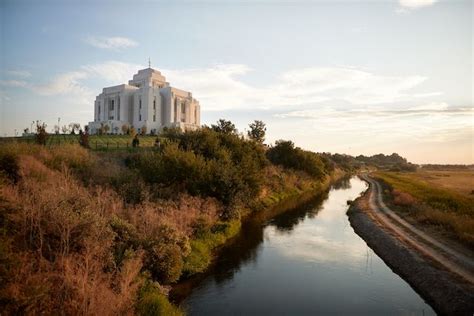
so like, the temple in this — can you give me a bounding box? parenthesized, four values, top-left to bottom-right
(88, 67, 200, 134)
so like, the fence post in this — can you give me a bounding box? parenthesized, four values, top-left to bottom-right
(95, 141, 97, 150)
(106, 141, 109, 150)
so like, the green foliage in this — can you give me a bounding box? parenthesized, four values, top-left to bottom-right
(109, 216, 141, 268)
(183, 220, 240, 275)
(247, 120, 266, 143)
(112, 170, 149, 204)
(267, 140, 327, 179)
(211, 119, 237, 134)
(145, 243, 183, 284)
(132, 127, 267, 213)
(137, 282, 183, 316)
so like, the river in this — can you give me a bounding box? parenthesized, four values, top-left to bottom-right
(174, 177, 436, 315)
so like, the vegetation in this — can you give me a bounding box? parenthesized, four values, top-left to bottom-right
(0, 119, 342, 314)
(375, 170, 474, 247)
(267, 140, 331, 179)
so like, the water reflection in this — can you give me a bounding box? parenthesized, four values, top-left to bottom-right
(173, 177, 435, 316)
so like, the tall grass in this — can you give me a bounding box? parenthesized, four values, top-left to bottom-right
(375, 171, 474, 247)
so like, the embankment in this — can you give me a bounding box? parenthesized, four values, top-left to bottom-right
(347, 180, 474, 316)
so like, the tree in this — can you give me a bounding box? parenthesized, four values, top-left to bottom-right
(103, 124, 110, 135)
(69, 123, 81, 135)
(247, 120, 266, 143)
(211, 119, 237, 135)
(79, 128, 89, 148)
(130, 127, 137, 138)
(54, 125, 60, 135)
(140, 126, 147, 136)
(61, 125, 69, 134)
(35, 121, 48, 145)
(121, 124, 129, 135)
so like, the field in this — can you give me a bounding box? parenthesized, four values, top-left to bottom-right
(0, 134, 159, 150)
(403, 169, 474, 197)
(374, 170, 474, 247)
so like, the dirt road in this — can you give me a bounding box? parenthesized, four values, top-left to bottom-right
(361, 174, 474, 284)
(347, 174, 474, 315)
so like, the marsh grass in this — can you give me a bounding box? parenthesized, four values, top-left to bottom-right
(375, 171, 474, 247)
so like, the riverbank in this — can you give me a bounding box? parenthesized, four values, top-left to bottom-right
(172, 169, 348, 303)
(347, 176, 474, 316)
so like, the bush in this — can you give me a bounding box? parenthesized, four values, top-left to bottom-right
(137, 283, 183, 316)
(132, 127, 267, 209)
(267, 140, 327, 179)
(0, 152, 20, 183)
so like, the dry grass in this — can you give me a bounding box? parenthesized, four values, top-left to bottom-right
(405, 169, 474, 197)
(375, 170, 474, 247)
(0, 144, 222, 314)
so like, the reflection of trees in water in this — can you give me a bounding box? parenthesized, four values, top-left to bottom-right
(332, 176, 352, 190)
(171, 180, 341, 303)
(270, 193, 328, 233)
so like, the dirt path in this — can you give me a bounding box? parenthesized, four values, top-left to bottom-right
(361, 174, 474, 284)
(347, 176, 474, 315)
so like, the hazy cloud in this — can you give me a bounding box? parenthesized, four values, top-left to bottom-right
(397, 0, 437, 13)
(0, 80, 28, 87)
(82, 61, 142, 83)
(31, 71, 93, 106)
(84, 36, 138, 50)
(399, 0, 437, 9)
(6, 70, 32, 78)
(161, 65, 437, 110)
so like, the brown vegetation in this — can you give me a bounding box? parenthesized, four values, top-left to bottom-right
(0, 123, 337, 314)
(375, 171, 474, 247)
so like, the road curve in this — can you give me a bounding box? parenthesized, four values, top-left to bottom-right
(360, 174, 474, 284)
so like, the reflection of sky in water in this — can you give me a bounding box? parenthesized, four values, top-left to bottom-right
(184, 178, 436, 316)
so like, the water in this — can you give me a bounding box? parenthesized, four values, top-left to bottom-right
(176, 177, 436, 315)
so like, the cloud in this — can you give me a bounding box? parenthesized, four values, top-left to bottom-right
(84, 36, 138, 50)
(275, 103, 472, 120)
(161, 65, 437, 110)
(32, 71, 88, 96)
(26, 62, 441, 115)
(6, 70, 31, 78)
(82, 61, 143, 83)
(0, 80, 28, 87)
(398, 0, 437, 9)
(397, 0, 437, 13)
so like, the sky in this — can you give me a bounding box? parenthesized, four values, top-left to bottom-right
(0, 0, 472, 164)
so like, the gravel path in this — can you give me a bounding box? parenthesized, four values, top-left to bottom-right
(361, 174, 474, 284)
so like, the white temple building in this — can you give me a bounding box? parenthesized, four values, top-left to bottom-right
(88, 66, 200, 134)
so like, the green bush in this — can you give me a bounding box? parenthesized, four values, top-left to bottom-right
(183, 220, 240, 275)
(137, 283, 183, 316)
(267, 140, 327, 179)
(132, 127, 267, 210)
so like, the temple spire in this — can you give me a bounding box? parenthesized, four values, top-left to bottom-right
(148, 57, 151, 69)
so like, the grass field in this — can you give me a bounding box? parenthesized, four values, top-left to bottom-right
(405, 169, 474, 197)
(374, 170, 474, 247)
(0, 134, 159, 150)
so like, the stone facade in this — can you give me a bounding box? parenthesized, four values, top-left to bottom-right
(88, 67, 200, 134)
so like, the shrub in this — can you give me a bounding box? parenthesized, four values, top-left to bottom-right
(0, 152, 20, 183)
(267, 140, 327, 179)
(136, 282, 183, 316)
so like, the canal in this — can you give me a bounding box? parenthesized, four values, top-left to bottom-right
(175, 177, 435, 315)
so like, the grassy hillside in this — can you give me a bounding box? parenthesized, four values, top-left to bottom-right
(374, 170, 474, 247)
(1, 134, 159, 150)
(0, 126, 338, 315)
